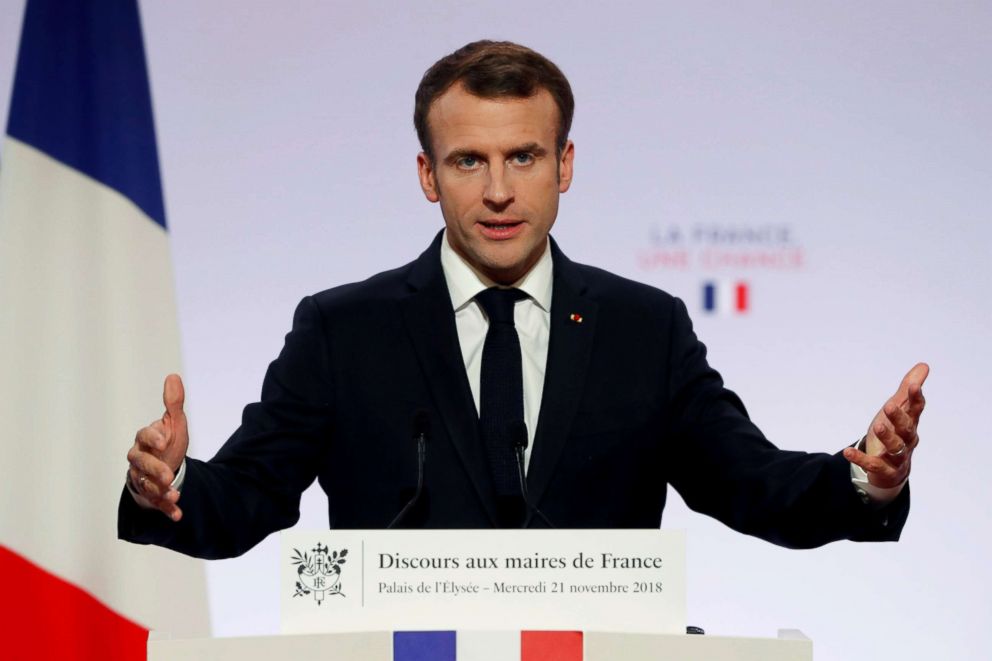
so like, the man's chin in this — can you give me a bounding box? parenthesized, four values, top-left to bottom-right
(474, 254, 535, 286)
(455, 235, 545, 284)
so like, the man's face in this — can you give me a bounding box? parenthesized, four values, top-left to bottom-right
(417, 84, 574, 284)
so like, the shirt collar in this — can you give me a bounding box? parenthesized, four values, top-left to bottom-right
(439, 229, 553, 312)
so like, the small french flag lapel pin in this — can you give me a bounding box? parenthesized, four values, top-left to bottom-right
(569, 312, 584, 324)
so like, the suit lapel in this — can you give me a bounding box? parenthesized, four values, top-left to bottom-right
(400, 234, 499, 526)
(527, 240, 598, 510)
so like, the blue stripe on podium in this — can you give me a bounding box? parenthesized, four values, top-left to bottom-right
(394, 631, 456, 661)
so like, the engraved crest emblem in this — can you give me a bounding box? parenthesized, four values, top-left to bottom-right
(291, 543, 348, 604)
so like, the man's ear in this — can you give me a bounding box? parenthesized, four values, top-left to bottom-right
(558, 140, 575, 193)
(417, 152, 440, 203)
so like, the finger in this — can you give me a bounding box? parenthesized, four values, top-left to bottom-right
(871, 420, 905, 456)
(161, 502, 183, 522)
(128, 465, 170, 501)
(895, 362, 930, 406)
(843, 447, 897, 476)
(138, 477, 182, 508)
(882, 403, 918, 448)
(163, 374, 186, 420)
(126, 446, 175, 490)
(135, 422, 168, 454)
(132, 475, 183, 522)
(905, 381, 926, 420)
(128, 465, 167, 500)
(147, 486, 182, 509)
(873, 423, 914, 464)
(843, 447, 907, 485)
(162, 374, 188, 443)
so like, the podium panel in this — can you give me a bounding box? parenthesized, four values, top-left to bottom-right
(585, 629, 812, 661)
(148, 631, 391, 660)
(148, 629, 812, 660)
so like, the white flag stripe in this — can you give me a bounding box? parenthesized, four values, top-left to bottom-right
(456, 630, 520, 660)
(0, 136, 209, 635)
(716, 279, 733, 316)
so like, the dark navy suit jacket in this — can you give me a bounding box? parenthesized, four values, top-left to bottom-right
(119, 232, 908, 559)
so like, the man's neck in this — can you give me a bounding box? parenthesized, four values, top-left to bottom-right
(439, 229, 553, 312)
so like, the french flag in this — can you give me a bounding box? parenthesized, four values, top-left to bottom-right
(701, 280, 750, 315)
(394, 631, 583, 660)
(0, 1, 209, 657)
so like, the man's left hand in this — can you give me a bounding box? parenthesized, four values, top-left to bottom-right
(843, 362, 929, 489)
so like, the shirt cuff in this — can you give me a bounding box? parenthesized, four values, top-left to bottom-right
(849, 437, 906, 506)
(172, 458, 187, 491)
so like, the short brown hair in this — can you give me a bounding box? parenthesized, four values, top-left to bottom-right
(414, 40, 574, 162)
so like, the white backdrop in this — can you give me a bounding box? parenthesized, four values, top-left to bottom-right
(1, 2, 989, 659)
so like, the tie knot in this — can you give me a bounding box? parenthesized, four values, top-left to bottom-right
(475, 287, 527, 325)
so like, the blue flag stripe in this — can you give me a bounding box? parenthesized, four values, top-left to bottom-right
(394, 631, 457, 661)
(6, 0, 166, 229)
(702, 282, 716, 312)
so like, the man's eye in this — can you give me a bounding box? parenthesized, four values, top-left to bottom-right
(457, 156, 480, 169)
(512, 153, 534, 165)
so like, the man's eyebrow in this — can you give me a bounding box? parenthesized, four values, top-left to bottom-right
(511, 142, 547, 157)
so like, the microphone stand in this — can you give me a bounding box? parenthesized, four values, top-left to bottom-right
(387, 411, 429, 528)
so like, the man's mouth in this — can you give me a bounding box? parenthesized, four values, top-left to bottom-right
(478, 220, 525, 239)
(479, 220, 523, 229)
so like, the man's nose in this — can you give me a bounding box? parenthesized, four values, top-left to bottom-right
(483, 166, 514, 209)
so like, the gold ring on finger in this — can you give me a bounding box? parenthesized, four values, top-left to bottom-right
(886, 444, 908, 458)
(139, 474, 148, 489)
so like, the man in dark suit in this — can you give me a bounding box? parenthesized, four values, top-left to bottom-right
(120, 41, 927, 560)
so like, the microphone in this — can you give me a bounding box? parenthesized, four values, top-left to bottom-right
(387, 410, 430, 528)
(509, 421, 555, 529)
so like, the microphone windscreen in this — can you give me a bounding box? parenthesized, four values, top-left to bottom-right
(509, 420, 528, 450)
(412, 409, 431, 438)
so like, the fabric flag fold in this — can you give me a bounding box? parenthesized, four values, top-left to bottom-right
(0, 1, 210, 658)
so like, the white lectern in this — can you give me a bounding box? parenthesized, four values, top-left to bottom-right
(148, 629, 813, 660)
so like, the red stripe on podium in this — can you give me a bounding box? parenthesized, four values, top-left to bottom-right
(0, 546, 148, 660)
(521, 631, 583, 661)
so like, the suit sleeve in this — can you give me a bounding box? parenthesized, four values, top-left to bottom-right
(663, 298, 909, 549)
(118, 296, 334, 559)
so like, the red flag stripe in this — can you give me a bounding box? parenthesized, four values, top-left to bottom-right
(0, 546, 148, 660)
(735, 282, 749, 312)
(521, 631, 583, 661)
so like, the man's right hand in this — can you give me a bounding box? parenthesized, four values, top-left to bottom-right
(126, 374, 189, 521)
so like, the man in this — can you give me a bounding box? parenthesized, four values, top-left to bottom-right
(120, 41, 927, 560)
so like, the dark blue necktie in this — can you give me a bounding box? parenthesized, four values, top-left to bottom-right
(475, 287, 528, 499)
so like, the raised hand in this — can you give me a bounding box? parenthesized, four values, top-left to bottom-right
(843, 363, 929, 489)
(126, 374, 190, 521)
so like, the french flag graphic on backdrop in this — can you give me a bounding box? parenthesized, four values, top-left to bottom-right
(701, 280, 750, 315)
(0, 1, 209, 657)
(393, 630, 584, 661)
